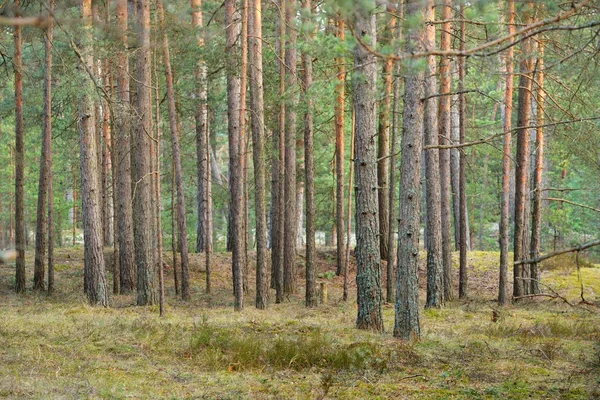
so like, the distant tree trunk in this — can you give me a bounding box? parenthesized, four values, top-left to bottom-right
(34, 0, 54, 292)
(302, 0, 317, 308)
(192, 0, 210, 254)
(394, 0, 424, 340)
(248, 0, 268, 309)
(344, 108, 356, 302)
(72, 166, 77, 246)
(239, 0, 249, 295)
(283, 0, 298, 295)
(513, 1, 534, 300)
(46, 0, 55, 294)
(115, 0, 136, 294)
(270, 0, 285, 302)
(14, 0, 25, 294)
(477, 153, 490, 249)
(530, 41, 545, 296)
(334, 16, 346, 277)
(171, 162, 179, 295)
(133, 0, 156, 306)
(439, 0, 453, 301)
(458, 6, 468, 299)
(225, 0, 244, 311)
(424, 0, 444, 308)
(205, 133, 212, 293)
(79, 0, 109, 307)
(109, 62, 119, 295)
(377, 15, 395, 262)
(353, 2, 383, 332)
(157, 0, 190, 301)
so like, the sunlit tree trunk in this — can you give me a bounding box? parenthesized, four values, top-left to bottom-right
(334, 16, 346, 277)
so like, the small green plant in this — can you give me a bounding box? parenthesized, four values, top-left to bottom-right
(317, 271, 336, 280)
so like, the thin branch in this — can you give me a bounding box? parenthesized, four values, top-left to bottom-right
(0, 15, 47, 27)
(514, 239, 600, 266)
(544, 197, 600, 213)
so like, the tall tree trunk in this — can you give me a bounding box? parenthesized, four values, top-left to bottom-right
(394, 0, 424, 340)
(115, 0, 136, 294)
(153, 57, 165, 317)
(79, 0, 109, 307)
(239, 0, 249, 295)
(377, 15, 395, 262)
(513, 1, 534, 300)
(439, 0, 453, 301)
(334, 16, 346, 277)
(270, 0, 285, 302)
(156, 0, 190, 301)
(302, 0, 317, 307)
(424, 0, 444, 308)
(14, 0, 25, 294)
(192, 0, 210, 254)
(34, 0, 54, 291)
(133, 0, 156, 306)
(353, 2, 383, 332)
(225, 0, 244, 311)
(530, 41, 545, 296)
(498, 0, 515, 306)
(205, 129, 212, 294)
(171, 161, 179, 295)
(46, 0, 55, 294)
(458, 6, 468, 299)
(283, 0, 298, 295)
(344, 108, 356, 302)
(248, 0, 268, 309)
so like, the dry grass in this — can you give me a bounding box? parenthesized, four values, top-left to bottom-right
(0, 247, 599, 399)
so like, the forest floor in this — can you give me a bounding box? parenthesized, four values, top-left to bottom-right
(0, 248, 599, 399)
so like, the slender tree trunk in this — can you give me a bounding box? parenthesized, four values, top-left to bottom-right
(34, 0, 54, 291)
(156, 0, 190, 301)
(171, 161, 179, 295)
(439, 0, 453, 301)
(513, 1, 534, 300)
(343, 108, 356, 302)
(283, 0, 298, 295)
(530, 41, 545, 296)
(115, 0, 136, 294)
(377, 15, 395, 262)
(458, 6, 468, 299)
(248, 0, 268, 309)
(270, 0, 285, 302)
(72, 166, 77, 247)
(225, 0, 244, 311)
(394, 0, 424, 340)
(301, 0, 317, 307)
(192, 0, 210, 254)
(239, 0, 249, 295)
(46, 0, 55, 294)
(498, 0, 515, 305)
(353, 2, 383, 332)
(133, 0, 156, 306)
(14, 0, 25, 294)
(334, 16, 346, 277)
(109, 62, 119, 295)
(424, 0, 444, 308)
(79, 0, 109, 307)
(205, 129, 212, 294)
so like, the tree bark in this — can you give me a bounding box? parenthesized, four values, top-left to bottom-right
(439, 0, 453, 301)
(424, 0, 444, 308)
(79, 0, 109, 307)
(239, 0, 249, 295)
(34, 0, 54, 291)
(458, 6, 468, 299)
(334, 16, 346, 277)
(14, 0, 25, 294)
(225, 0, 244, 311)
(353, 2, 383, 332)
(394, 0, 424, 340)
(115, 0, 136, 294)
(249, 0, 268, 309)
(344, 108, 356, 302)
(133, 0, 156, 306)
(283, 0, 298, 295)
(513, 1, 534, 300)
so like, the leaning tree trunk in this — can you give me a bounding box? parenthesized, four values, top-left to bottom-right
(249, 0, 268, 309)
(133, 0, 156, 306)
(14, 0, 25, 294)
(34, 0, 54, 291)
(225, 0, 244, 311)
(353, 2, 383, 332)
(439, 0, 453, 301)
(513, 1, 534, 300)
(283, 0, 298, 295)
(115, 0, 136, 294)
(424, 0, 444, 308)
(79, 0, 109, 307)
(394, 0, 425, 341)
(156, 0, 190, 301)
(334, 16, 346, 277)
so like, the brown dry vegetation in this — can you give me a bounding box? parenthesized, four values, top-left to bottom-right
(0, 247, 599, 399)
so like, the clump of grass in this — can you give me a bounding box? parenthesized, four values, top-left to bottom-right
(189, 323, 394, 372)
